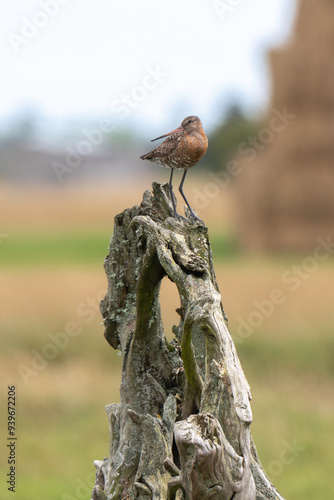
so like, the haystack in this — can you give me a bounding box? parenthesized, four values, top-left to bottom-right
(235, 0, 334, 251)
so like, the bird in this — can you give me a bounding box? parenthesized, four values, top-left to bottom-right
(140, 115, 208, 222)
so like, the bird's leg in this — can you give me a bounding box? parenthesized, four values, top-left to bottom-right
(168, 168, 187, 221)
(168, 168, 178, 219)
(179, 170, 204, 224)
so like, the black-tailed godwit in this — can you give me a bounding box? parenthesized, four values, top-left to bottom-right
(140, 115, 208, 222)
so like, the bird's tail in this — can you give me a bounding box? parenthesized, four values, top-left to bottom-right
(140, 153, 152, 160)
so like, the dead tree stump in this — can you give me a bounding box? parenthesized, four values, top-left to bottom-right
(91, 183, 285, 500)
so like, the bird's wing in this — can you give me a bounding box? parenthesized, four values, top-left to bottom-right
(140, 133, 183, 164)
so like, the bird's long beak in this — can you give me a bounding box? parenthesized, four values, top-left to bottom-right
(151, 125, 183, 142)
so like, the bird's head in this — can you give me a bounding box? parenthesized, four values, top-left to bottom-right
(181, 115, 201, 133)
(151, 115, 203, 142)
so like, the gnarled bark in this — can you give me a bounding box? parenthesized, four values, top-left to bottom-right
(91, 183, 285, 500)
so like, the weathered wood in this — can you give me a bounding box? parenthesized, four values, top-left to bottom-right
(91, 183, 286, 500)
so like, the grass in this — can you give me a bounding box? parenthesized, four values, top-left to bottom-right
(0, 230, 111, 267)
(0, 229, 241, 267)
(1, 394, 113, 500)
(3, 225, 332, 268)
(237, 334, 334, 378)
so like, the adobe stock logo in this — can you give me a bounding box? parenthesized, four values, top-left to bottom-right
(234, 235, 334, 343)
(61, 472, 96, 500)
(192, 107, 296, 210)
(268, 440, 306, 478)
(212, 0, 245, 20)
(7, 0, 73, 53)
(17, 289, 106, 386)
(51, 65, 168, 182)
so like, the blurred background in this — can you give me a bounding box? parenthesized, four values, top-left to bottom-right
(1, 0, 334, 498)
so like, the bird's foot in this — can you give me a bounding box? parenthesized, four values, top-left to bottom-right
(173, 211, 188, 223)
(187, 210, 205, 225)
(171, 203, 205, 225)
(173, 211, 205, 225)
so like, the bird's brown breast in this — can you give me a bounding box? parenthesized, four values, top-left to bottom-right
(183, 131, 208, 166)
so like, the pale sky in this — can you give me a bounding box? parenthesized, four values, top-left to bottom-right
(0, 0, 297, 132)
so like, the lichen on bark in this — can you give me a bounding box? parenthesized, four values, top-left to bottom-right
(91, 183, 286, 500)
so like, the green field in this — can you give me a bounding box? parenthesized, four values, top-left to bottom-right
(0, 229, 239, 267)
(1, 218, 333, 500)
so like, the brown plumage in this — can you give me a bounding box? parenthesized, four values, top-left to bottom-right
(140, 115, 208, 222)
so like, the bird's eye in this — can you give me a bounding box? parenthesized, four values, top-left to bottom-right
(187, 119, 192, 124)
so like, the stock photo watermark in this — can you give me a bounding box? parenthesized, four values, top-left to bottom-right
(62, 472, 96, 500)
(6, 386, 17, 493)
(7, 0, 73, 53)
(51, 64, 169, 183)
(17, 288, 107, 385)
(234, 235, 334, 343)
(212, 0, 245, 20)
(192, 107, 296, 209)
(267, 439, 306, 478)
